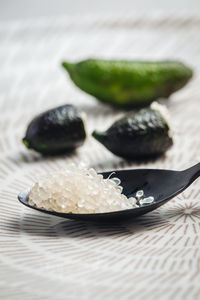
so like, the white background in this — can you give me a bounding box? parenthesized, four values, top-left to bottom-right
(0, 0, 200, 21)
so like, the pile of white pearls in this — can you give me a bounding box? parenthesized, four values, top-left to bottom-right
(29, 164, 137, 214)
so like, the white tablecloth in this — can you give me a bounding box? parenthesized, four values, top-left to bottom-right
(0, 14, 200, 300)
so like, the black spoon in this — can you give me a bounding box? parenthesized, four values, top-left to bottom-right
(18, 163, 200, 222)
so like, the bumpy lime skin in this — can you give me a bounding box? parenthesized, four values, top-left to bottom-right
(92, 108, 173, 159)
(62, 59, 193, 108)
(23, 105, 86, 155)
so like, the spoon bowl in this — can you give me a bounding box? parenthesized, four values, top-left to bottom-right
(18, 163, 200, 222)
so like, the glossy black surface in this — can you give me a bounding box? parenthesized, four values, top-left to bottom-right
(18, 163, 200, 222)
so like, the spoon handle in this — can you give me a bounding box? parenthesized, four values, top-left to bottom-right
(182, 162, 200, 185)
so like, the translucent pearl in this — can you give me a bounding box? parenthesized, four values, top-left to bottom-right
(28, 165, 141, 214)
(110, 177, 121, 186)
